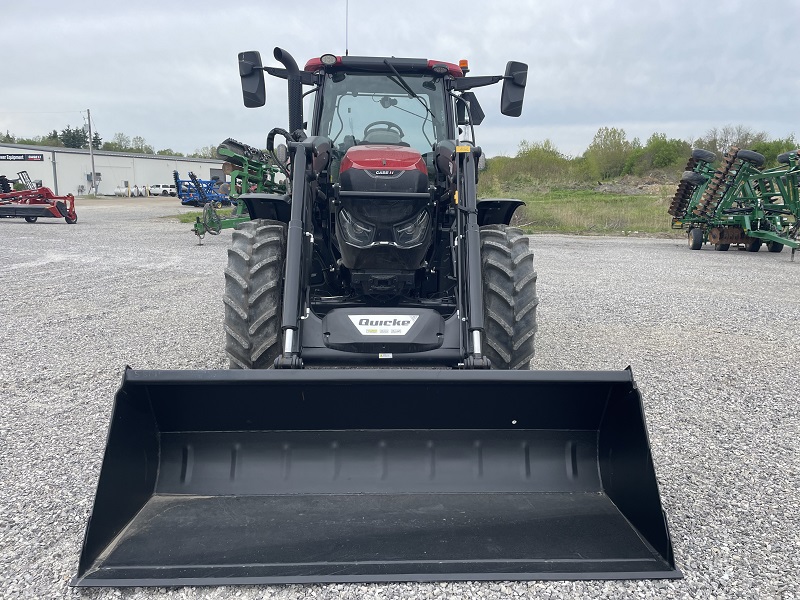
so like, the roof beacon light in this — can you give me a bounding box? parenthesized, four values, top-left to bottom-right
(458, 59, 469, 74)
(320, 54, 338, 66)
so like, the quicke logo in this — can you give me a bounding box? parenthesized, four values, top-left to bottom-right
(349, 314, 419, 336)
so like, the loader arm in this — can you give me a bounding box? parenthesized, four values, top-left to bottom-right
(454, 143, 490, 367)
(274, 140, 325, 368)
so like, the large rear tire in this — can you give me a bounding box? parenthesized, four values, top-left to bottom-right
(480, 225, 538, 370)
(223, 219, 286, 369)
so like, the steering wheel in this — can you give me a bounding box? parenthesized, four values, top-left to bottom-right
(363, 121, 405, 139)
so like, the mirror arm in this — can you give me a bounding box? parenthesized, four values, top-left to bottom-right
(265, 66, 316, 86)
(452, 75, 503, 91)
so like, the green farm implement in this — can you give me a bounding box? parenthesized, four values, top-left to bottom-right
(192, 138, 285, 243)
(669, 147, 800, 256)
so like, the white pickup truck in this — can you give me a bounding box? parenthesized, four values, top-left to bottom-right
(149, 184, 177, 196)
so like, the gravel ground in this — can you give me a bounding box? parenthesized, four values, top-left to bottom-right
(1, 197, 798, 599)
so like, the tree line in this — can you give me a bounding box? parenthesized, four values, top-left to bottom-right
(0, 128, 216, 159)
(3, 123, 795, 174)
(483, 125, 797, 188)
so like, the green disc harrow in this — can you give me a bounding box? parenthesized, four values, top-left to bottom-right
(669, 147, 800, 257)
(192, 138, 285, 243)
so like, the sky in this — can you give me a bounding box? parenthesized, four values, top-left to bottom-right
(2, 0, 798, 159)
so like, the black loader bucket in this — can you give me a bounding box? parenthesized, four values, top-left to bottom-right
(73, 368, 680, 587)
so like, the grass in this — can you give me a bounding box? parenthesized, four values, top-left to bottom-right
(502, 188, 680, 237)
(176, 207, 237, 224)
(171, 183, 681, 238)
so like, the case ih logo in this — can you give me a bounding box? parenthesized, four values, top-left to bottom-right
(349, 315, 419, 336)
(0, 153, 43, 161)
(373, 170, 394, 176)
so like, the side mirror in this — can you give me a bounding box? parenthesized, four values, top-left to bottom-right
(239, 51, 266, 108)
(500, 61, 527, 117)
(456, 92, 485, 126)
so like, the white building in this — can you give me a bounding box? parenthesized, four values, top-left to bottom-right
(0, 143, 225, 196)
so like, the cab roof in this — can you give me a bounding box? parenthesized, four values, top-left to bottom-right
(304, 55, 463, 78)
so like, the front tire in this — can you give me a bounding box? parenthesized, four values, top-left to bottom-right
(223, 219, 286, 369)
(689, 228, 703, 250)
(480, 225, 538, 370)
(24, 216, 37, 223)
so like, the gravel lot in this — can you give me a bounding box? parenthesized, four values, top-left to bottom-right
(1, 197, 798, 599)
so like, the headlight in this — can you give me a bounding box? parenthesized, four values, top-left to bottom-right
(394, 210, 430, 247)
(338, 207, 375, 247)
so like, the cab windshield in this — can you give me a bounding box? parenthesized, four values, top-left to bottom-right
(317, 72, 448, 154)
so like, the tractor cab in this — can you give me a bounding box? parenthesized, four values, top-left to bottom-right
(308, 56, 458, 177)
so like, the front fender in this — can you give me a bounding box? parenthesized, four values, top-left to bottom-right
(241, 193, 291, 223)
(477, 198, 525, 226)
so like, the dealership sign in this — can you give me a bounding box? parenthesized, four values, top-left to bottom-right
(0, 153, 44, 161)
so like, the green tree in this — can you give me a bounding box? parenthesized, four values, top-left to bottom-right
(130, 135, 154, 154)
(514, 139, 573, 180)
(60, 125, 73, 148)
(693, 125, 768, 157)
(749, 135, 797, 167)
(156, 148, 184, 156)
(101, 132, 131, 152)
(91, 131, 102, 149)
(583, 127, 635, 180)
(42, 130, 62, 146)
(623, 133, 690, 175)
(1, 130, 16, 143)
(15, 131, 63, 147)
(60, 125, 88, 149)
(190, 145, 218, 159)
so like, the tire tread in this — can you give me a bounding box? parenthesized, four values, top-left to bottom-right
(480, 225, 538, 370)
(223, 220, 285, 369)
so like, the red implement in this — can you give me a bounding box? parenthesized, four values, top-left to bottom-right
(0, 184, 78, 224)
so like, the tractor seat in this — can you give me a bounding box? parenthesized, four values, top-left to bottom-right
(362, 130, 403, 144)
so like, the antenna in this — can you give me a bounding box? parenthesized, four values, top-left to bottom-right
(345, 0, 349, 56)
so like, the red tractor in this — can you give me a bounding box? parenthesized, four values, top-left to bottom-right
(73, 48, 680, 588)
(0, 171, 78, 224)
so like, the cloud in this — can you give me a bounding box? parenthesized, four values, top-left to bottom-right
(2, 0, 797, 158)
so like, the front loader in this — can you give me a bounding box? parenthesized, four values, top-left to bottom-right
(74, 48, 680, 587)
